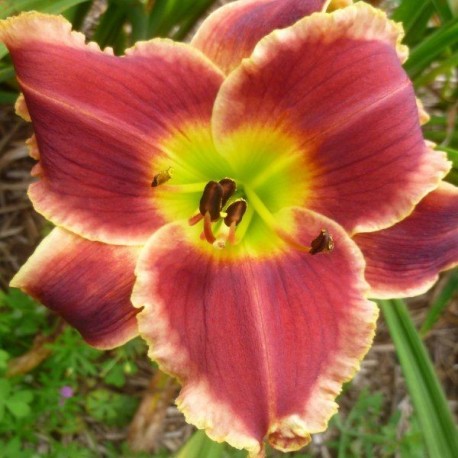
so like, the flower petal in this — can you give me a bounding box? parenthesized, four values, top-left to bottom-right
(212, 3, 450, 235)
(354, 183, 458, 298)
(191, 0, 327, 74)
(132, 209, 377, 454)
(0, 12, 223, 245)
(10, 228, 141, 349)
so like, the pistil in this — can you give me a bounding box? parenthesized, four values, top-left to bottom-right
(244, 185, 334, 255)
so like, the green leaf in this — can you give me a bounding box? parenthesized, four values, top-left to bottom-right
(104, 364, 126, 387)
(430, 0, 454, 22)
(0, 66, 15, 82)
(393, 0, 453, 28)
(392, 0, 429, 27)
(92, 2, 128, 52)
(5, 391, 33, 418)
(404, 17, 458, 78)
(392, 1, 434, 47)
(41, 0, 91, 14)
(420, 271, 458, 335)
(415, 51, 458, 86)
(85, 389, 137, 426)
(1, 0, 89, 17)
(0, 351, 9, 371)
(0, 45, 8, 64)
(0, 90, 17, 104)
(441, 146, 458, 167)
(0, 379, 11, 402)
(379, 299, 458, 458)
(175, 430, 225, 458)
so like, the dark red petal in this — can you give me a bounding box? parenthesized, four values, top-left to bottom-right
(355, 183, 458, 298)
(0, 13, 223, 244)
(192, 0, 327, 74)
(132, 209, 377, 454)
(213, 3, 449, 235)
(10, 228, 141, 349)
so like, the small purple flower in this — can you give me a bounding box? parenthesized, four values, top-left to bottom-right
(59, 386, 74, 400)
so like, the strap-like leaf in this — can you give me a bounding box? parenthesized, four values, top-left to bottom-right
(379, 299, 458, 458)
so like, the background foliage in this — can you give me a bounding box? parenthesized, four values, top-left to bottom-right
(0, 0, 457, 457)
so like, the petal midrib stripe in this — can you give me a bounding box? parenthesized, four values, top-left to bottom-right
(300, 79, 413, 148)
(17, 77, 160, 151)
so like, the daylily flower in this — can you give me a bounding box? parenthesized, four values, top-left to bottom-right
(2, 0, 457, 455)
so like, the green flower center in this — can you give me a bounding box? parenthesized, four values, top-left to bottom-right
(151, 124, 331, 258)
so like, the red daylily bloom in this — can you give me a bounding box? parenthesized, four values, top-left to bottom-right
(2, 1, 457, 455)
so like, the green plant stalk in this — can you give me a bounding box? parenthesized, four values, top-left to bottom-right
(379, 299, 458, 458)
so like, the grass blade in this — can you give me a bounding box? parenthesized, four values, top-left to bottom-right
(420, 271, 458, 336)
(430, 0, 454, 22)
(379, 299, 458, 458)
(404, 17, 458, 78)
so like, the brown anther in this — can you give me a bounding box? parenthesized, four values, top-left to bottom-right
(309, 229, 334, 255)
(199, 181, 223, 221)
(224, 199, 247, 227)
(152, 167, 173, 187)
(219, 178, 237, 207)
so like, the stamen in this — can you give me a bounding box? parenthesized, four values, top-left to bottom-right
(219, 178, 237, 207)
(214, 199, 248, 248)
(151, 167, 173, 187)
(309, 229, 334, 255)
(200, 181, 223, 222)
(227, 222, 237, 246)
(203, 212, 216, 244)
(224, 199, 247, 227)
(188, 213, 204, 226)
